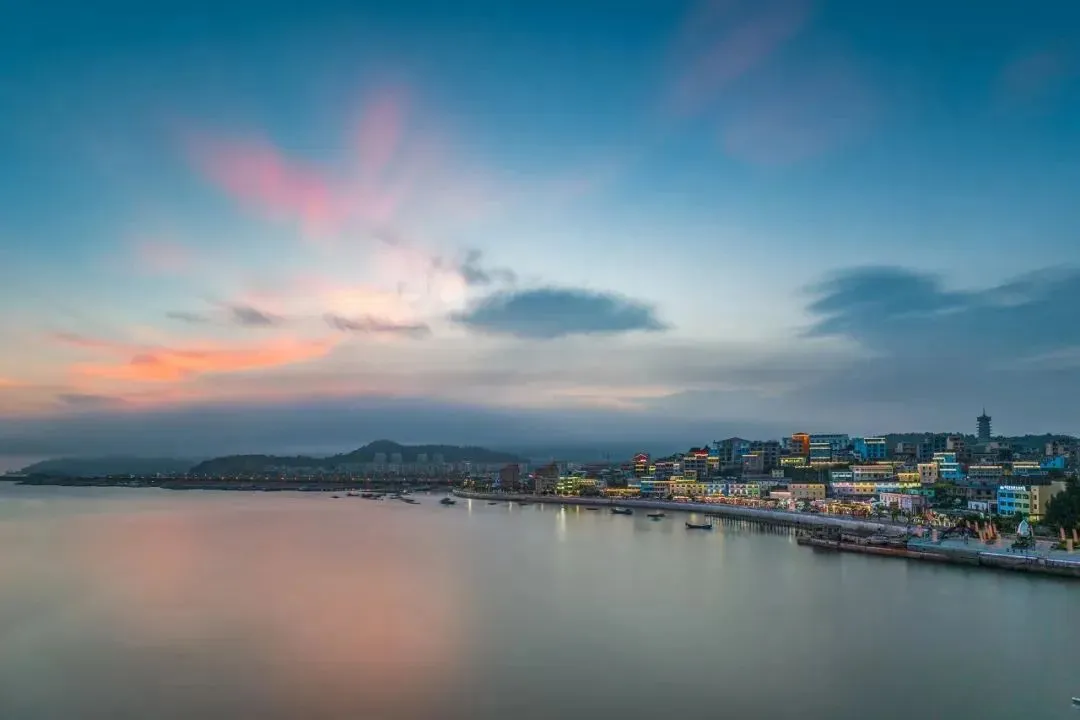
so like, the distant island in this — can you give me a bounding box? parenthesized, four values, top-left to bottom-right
(6, 440, 527, 479)
(189, 439, 526, 475)
(11, 456, 199, 478)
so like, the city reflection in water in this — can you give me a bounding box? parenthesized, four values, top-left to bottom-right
(1, 486, 1078, 720)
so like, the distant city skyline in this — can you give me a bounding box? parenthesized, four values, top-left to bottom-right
(3, 0, 1080, 455)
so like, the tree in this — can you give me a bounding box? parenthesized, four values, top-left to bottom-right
(1045, 478, 1080, 531)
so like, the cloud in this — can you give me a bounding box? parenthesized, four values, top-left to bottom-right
(166, 311, 210, 324)
(55, 333, 337, 383)
(452, 287, 668, 339)
(667, 0, 811, 116)
(229, 304, 283, 328)
(454, 249, 516, 287)
(788, 265, 1080, 431)
(55, 393, 127, 409)
(324, 313, 431, 338)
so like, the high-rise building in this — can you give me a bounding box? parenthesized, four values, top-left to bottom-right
(977, 409, 992, 443)
(790, 433, 811, 457)
(499, 463, 522, 490)
(632, 453, 650, 477)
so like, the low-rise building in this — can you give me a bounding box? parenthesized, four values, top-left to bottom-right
(968, 464, 1005, 482)
(917, 462, 938, 485)
(996, 482, 1065, 520)
(789, 482, 827, 501)
(879, 491, 927, 513)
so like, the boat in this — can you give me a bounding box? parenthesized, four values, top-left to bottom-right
(518, 502, 531, 507)
(585, 507, 599, 511)
(1072, 697, 1080, 706)
(403, 497, 419, 504)
(647, 512, 665, 519)
(487, 501, 499, 505)
(686, 522, 713, 530)
(330, 495, 341, 499)
(611, 507, 633, 515)
(440, 497, 457, 506)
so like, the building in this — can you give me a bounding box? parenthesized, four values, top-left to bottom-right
(879, 491, 927, 513)
(1011, 461, 1046, 479)
(1029, 482, 1068, 522)
(808, 442, 833, 461)
(499, 463, 522, 490)
(917, 462, 939, 485)
(683, 447, 710, 479)
(932, 452, 963, 482)
(534, 463, 559, 494)
(742, 453, 765, 474)
(995, 483, 1065, 521)
(632, 453, 650, 477)
(790, 433, 811, 457)
(789, 483, 827, 501)
(977, 409, 992, 443)
(853, 437, 888, 461)
(715, 438, 751, 466)
(852, 465, 895, 482)
(809, 434, 850, 455)
(967, 464, 1004, 482)
(749, 440, 781, 470)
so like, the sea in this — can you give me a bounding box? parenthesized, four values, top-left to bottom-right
(0, 484, 1076, 719)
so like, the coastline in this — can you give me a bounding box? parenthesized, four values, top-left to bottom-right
(452, 490, 900, 534)
(453, 490, 1080, 579)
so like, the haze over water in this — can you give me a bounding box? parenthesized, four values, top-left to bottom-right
(1, 484, 1076, 719)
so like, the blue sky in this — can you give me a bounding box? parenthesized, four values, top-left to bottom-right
(2, 0, 1079, 456)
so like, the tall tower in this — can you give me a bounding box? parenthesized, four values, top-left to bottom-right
(977, 409, 992, 444)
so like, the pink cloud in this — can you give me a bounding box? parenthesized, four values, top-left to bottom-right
(55, 332, 338, 384)
(190, 136, 351, 237)
(668, 0, 812, 117)
(355, 86, 409, 185)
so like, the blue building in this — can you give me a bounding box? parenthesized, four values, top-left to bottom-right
(853, 437, 888, 461)
(933, 452, 963, 482)
(1041, 456, 1066, 471)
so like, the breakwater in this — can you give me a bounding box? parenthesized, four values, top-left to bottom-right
(452, 490, 899, 534)
(800, 535, 1080, 579)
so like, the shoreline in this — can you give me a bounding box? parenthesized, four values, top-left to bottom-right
(452, 490, 901, 534)
(454, 490, 1080, 579)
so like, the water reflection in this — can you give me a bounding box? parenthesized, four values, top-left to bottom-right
(1, 486, 1077, 720)
(3, 492, 465, 719)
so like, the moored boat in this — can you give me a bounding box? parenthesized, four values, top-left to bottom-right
(648, 512, 665, 519)
(611, 507, 633, 515)
(440, 497, 457, 506)
(686, 521, 713, 530)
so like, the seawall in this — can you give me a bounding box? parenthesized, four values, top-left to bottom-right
(452, 491, 900, 535)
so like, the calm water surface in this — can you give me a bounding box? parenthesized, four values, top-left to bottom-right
(1, 484, 1076, 719)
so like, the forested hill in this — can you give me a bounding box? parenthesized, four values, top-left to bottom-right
(189, 440, 525, 474)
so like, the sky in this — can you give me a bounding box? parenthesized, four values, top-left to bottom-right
(1, 0, 1079, 457)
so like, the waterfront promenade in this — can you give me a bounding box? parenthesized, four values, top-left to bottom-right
(452, 490, 900, 534)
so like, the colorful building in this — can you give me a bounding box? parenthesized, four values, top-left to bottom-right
(852, 437, 888, 461)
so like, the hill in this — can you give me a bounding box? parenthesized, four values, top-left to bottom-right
(15, 456, 198, 477)
(189, 440, 526, 475)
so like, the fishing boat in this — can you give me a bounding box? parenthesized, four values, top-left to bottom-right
(440, 497, 457, 506)
(686, 521, 713, 530)
(611, 507, 633, 515)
